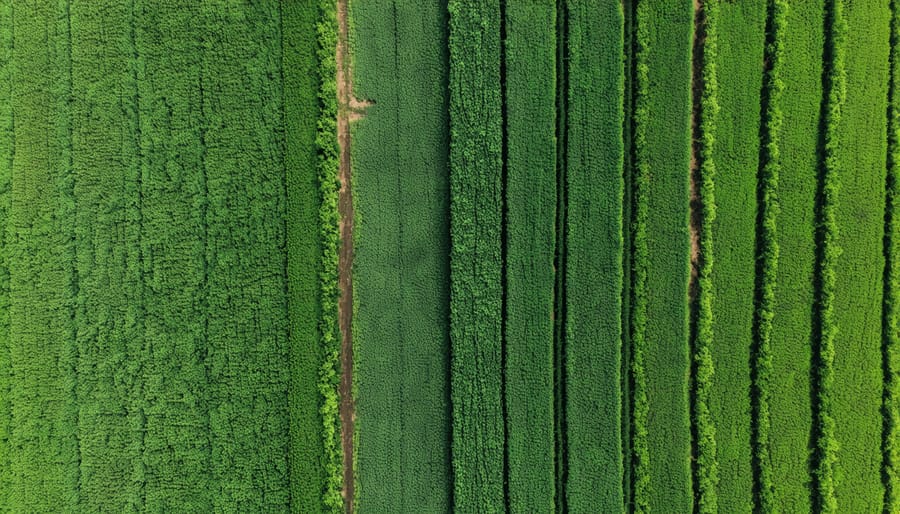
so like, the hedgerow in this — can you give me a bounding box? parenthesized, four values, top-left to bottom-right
(812, 0, 846, 511)
(630, 0, 652, 507)
(752, 0, 787, 511)
(315, 0, 343, 510)
(885, 1, 900, 510)
(692, 1, 720, 511)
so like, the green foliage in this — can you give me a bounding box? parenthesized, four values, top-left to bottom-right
(350, 0, 453, 511)
(2, 1, 298, 510)
(70, 2, 145, 509)
(448, 0, 505, 511)
(314, 0, 344, 510)
(828, 0, 890, 511)
(503, 2, 557, 511)
(706, 0, 769, 512)
(885, 1, 900, 510)
(750, 0, 786, 511)
(563, 1, 626, 511)
(631, 0, 695, 511)
(283, 0, 330, 511)
(812, 0, 846, 511)
(692, 1, 720, 511)
(630, 2, 652, 507)
(0, 1, 11, 508)
(134, 3, 213, 510)
(6, 2, 80, 509)
(768, 0, 822, 510)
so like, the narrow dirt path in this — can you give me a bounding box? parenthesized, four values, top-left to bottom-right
(689, 0, 703, 293)
(336, 0, 355, 510)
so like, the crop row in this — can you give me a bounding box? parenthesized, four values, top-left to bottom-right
(284, 0, 335, 511)
(350, 0, 454, 511)
(811, 0, 845, 510)
(503, 1, 557, 511)
(563, 1, 626, 512)
(447, 0, 506, 511)
(629, 1, 695, 511)
(0, 0, 11, 507)
(829, 0, 891, 510)
(1, 2, 297, 511)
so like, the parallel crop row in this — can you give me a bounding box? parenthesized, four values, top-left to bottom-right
(200, 1, 293, 510)
(830, 0, 891, 511)
(503, 1, 557, 511)
(631, 1, 695, 511)
(71, 2, 146, 509)
(351, 0, 454, 511)
(134, 1, 212, 510)
(0, 0, 11, 507)
(768, 0, 822, 509)
(708, 0, 769, 511)
(448, 0, 506, 511)
(563, 1, 626, 511)
(6, 2, 81, 509)
(628, 1, 652, 507)
(284, 0, 330, 511)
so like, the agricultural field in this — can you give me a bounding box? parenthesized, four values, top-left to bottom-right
(1, 0, 900, 512)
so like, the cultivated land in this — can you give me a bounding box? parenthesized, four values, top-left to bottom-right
(633, 1, 694, 510)
(136, 3, 211, 510)
(563, 1, 625, 512)
(351, 0, 453, 512)
(708, 0, 766, 511)
(283, 0, 327, 511)
(768, 0, 822, 511)
(831, 0, 890, 510)
(0, 0, 899, 512)
(503, 2, 557, 511)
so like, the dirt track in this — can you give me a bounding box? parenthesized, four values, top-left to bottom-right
(336, 0, 355, 510)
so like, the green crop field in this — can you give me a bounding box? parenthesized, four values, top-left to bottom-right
(563, 2, 625, 512)
(768, 0, 822, 511)
(351, 0, 453, 511)
(2, 0, 900, 512)
(503, 2, 556, 512)
(831, 0, 890, 510)
(708, 1, 766, 511)
(632, 1, 694, 510)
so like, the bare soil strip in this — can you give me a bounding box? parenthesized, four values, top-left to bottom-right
(688, 0, 704, 501)
(336, 0, 355, 510)
(689, 0, 703, 290)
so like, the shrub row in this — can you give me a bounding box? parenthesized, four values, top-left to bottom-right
(315, 0, 344, 511)
(885, 1, 900, 510)
(692, 1, 721, 511)
(629, 1, 652, 509)
(813, 0, 846, 511)
(751, 0, 787, 511)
